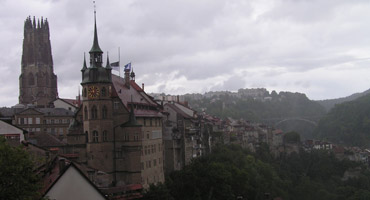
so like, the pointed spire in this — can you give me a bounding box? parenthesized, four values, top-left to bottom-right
(89, 5, 103, 54)
(106, 52, 112, 69)
(33, 16, 36, 29)
(81, 53, 87, 71)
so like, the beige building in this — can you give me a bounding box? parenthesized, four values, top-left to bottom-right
(112, 71, 165, 188)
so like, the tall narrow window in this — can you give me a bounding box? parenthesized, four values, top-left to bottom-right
(103, 130, 108, 142)
(101, 87, 106, 97)
(102, 106, 107, 119)
(84, 106, 88, 120)
(93, 131, 99, 143)
(91, 106, 98, 119)
(85, 131, 88, 143)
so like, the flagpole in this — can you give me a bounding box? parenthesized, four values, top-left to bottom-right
(118, 47, 121, 77)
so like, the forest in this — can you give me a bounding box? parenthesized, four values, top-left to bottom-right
(143, 144, 370, 200)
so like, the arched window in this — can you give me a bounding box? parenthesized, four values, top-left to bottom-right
(84, 106, 88, 120)
(103, 130, 108, 142)
(101, 87, 106, 97)
(28, 73, 35, 85)
(91, 105, 98, 119)
(102, 106, 107, 119)
(85, 131, 88, 143)
(93, 131, 99, 143)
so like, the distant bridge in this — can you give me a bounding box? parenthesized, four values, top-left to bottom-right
(261, 116, 321, 127)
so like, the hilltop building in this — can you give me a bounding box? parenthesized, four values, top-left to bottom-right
(19, 16, 58, 107)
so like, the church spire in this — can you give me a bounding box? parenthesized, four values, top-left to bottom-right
(106, 52, 112, 69)
(89, 5, 103, 54)
(81, 53, 87, 71)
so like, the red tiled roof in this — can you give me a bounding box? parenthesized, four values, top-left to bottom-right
(112, 75, 162, 118)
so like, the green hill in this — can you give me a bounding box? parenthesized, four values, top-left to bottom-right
(186, 91, 326, 139)
(314, 94, 370, 147)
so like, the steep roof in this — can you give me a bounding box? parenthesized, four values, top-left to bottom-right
(165, 103, 193, 119)
(112, 74, 162, 118)
(41, 158, 108, 200)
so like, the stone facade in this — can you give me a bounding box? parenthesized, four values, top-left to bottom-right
(19, 17, 58, 107)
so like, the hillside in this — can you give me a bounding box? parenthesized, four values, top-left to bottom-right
(314, 93, 370, 147)
(316, 88, 370, 112)
(184, 90, 326, 139)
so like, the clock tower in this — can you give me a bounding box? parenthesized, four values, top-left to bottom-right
(80, 9, 114, 177)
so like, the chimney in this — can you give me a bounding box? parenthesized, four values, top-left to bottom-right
(125, 71, 130, 88)
(142, 83, 144, 91)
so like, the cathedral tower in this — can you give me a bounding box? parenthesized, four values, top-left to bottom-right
(19, 16, 58, 107)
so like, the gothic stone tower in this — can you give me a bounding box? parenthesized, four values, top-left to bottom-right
(19, 16, 58, 107)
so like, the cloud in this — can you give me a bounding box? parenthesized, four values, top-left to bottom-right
(1, 0, 370, 107)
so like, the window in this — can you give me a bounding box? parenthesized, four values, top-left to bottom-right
(93, 131, 99, 143)
(114, 101, 119, 110)
(85, 131, 88, 143)
(143, 118, 146, 126)
(102, 106, 107, 119)
(51, 119, 54, 124)
(84, 106, 88, 120)
(36, 118, 40, 124)
(59, 128, 64, 136)
(101, 87, 106, 97)
(103, 130, 108, 142)
(28, 118, 32, 124)
(91, 106, 98, 119)
(153, 159, 157, 166)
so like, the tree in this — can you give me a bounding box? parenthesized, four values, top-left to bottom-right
(0, 137, 41, 200)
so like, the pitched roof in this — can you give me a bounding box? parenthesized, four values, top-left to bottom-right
(41, 158, 108, 200)
(165, 103, 193, 119)
(28, 132, 66, 147)
(112, 74, 162, 118)
(57, 98, 79, 107)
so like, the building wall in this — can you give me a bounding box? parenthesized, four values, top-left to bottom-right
(137, 117, 164, 188)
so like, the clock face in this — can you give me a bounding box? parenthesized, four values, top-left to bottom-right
(88, 86, 100, 99)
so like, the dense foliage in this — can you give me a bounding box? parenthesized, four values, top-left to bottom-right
(314, 94, 370, 147)
(0, 137, 41, 200)
(143, 144, 370, 200)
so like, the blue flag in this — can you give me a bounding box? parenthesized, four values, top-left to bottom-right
(124, 62, 131, 71)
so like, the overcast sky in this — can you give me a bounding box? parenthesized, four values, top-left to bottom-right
(1, 0, 370, 107)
